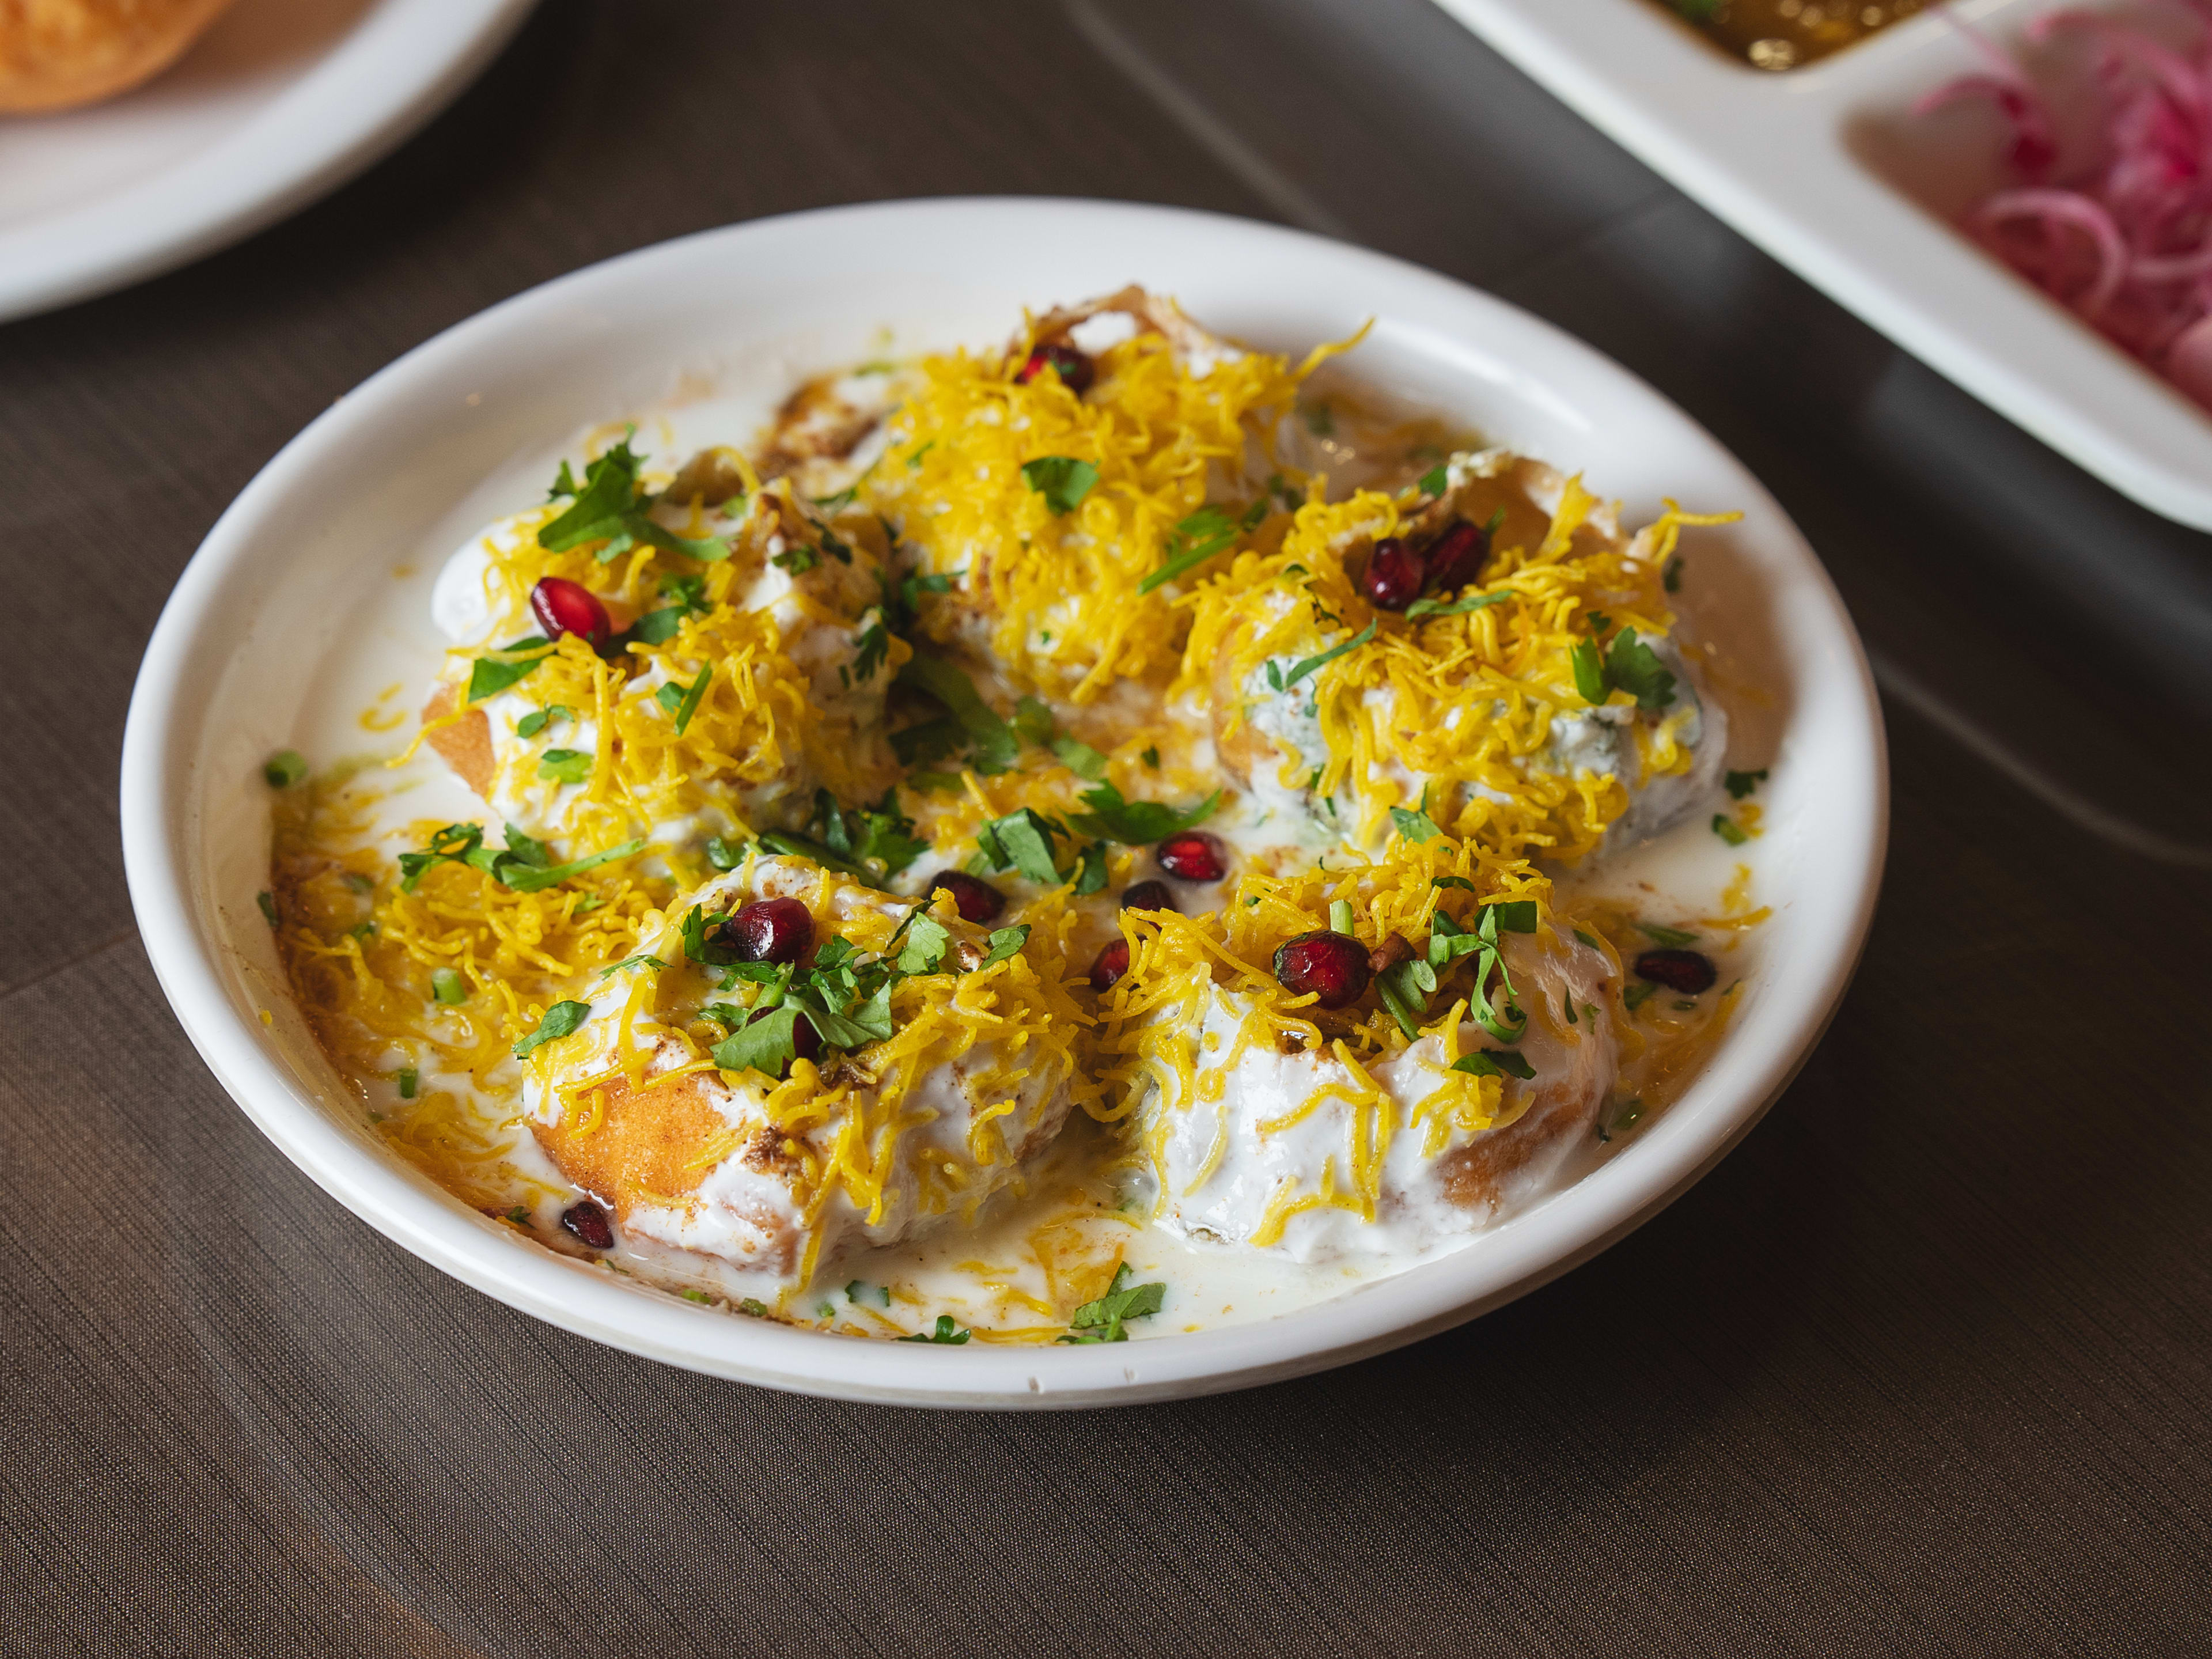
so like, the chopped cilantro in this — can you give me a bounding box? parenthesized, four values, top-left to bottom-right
(516, 704, 571, 740)
(1711, 814, 1749, 846)
(1389, 799, 1443, 843)
(1280, 620, 1377, 690)
(1450, 1048, 1537, 1080)
(263, 750, 308, 789)
(979, 808, 1064, 885)
(465, 638, 552, 703)
(256, 891, 278, 927)
(772, 543, 820, 574)
(1052, 736, 1109, 779)
(980, 925, 1031, 967)
(396, 1067, 418, 1099)
(671, 664, 711, 735)
(1141, 747, 1160, 769)
(1574, 929, 1601, 950)
(897, 914, 952, 975)
(538, 437, 730, 562)
(430, 967, 468, 1006)
(713, 1004, 804, 1078)
(1607, 628, 1677, 711)
(513, 999, 590, 1058)
(1623, 983, 1658, 1013)
(739, 1298, 768, 1317)
(1020, 455, 1099, 515)
(704, 836, 745, 871)
(1725, 768, 1768, 800)
(1664, 558, 1683, 593)
(1637, 921, 1699, 948)
(1067, 781, 1220, 845)
(1571, 636, 1609, 705)
(506, 1204, 530, 1225)
(1417, 463, 1448, 497)
(1139, 505, 1241, 594)
(1301, 402, 1334, 435)
(1404, 588, 1510, 621)
(899, 1314, 972, 1344)
(680, 1289, 711, 1305)
(397, 821, 643, 895)
(1059, 1264, 1166, 1343)
(896, 652, 1017, 772)
(594, 953, 667, 981)
(537, 748, 592, 785)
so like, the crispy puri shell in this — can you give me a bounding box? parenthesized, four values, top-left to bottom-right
(0, 0, 237, 114)
(421, 684, 495, 802)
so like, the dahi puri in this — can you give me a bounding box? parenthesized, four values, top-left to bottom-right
(0, 0, 235, 113)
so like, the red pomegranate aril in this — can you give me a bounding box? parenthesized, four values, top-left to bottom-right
(1155, 831, 1227, 883)
(1120, 880, 1179, 913)
(1359, 536, 1427, 612)
(929, 870, 1005, 925)
(1422, 518, 1491, 594)
(1634, 948, 1717, 995)
(729, 897, 813, 964)
(530, 576, 612, 645)
(1017, 342, 1095, 396)
(1090, 938, 1131, 991)
(1273, 930, 1372, 1010)
(560, 1200, 614, 1251)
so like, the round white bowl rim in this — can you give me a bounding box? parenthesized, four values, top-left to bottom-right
(120, 196, 1889, 1408)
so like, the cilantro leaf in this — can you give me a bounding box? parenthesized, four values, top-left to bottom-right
(981, 808, 1063, 885)
(896, 652, 1018, 772)
(712, 1005, 801, 1078)
(1020, 456, 1099, 515)
(500, 839, 645, 893)
(466, 638, 552, 703)
(430, 967, 468, 1005)
(897, 914, 952, 974)
(1623, 982, 1658, 1013)
(515, 704, 570, 739)
(1390, 802, 1443, 843)
(1417, 464, 1448, 497)
(1725, 768, 1767, 800)
(1014, 696, 1055, 746)
(1483, 900, 1539, 934)
(980, 925, 1030, 967)
(704, 836, 746, 871)
(1451, 1048, 1537, 1080)
(890, 717, 963, 768)
(1067, 781, 1220, 845)
(263, 750, 308, 789)
(1711, 814, 1749, 846)
(537, 748, 591, 785)
(897, 1314, 972, 1344)
(1051, 736, 1109, 779)
(1571, 636, 1609, 706)
(1638, 921, 1699, 948)
(1139, 505, 1240, 594)
(256, 891, 278, 927)
(1280, 620, 1377, 690)
(1605, 628, 1677, 712)
(1059, 1264, 1167, 1343)
(670, 664, 711, 734)
(594, 953, 668, 981)
(513, 1000, 590, 1058)
(1404, 588, 1510, 621)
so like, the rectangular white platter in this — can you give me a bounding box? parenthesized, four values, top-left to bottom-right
(1431, 0, 2212, 532)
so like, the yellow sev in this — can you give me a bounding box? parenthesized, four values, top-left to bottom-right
(520, 863, 1104, 1298)
(415, 479, 899, 859)
(1176, 474, 1732, 864)
(864, 317, 1355, 702)
(1092, 835, 1550, 1230)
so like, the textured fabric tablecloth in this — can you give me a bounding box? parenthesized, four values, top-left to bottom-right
(3, 3, 2208, 1653)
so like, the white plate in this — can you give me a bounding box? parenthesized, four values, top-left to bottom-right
(119, 199, 1886, 1408)
(0, 0, 535, 324)
(1434, 0, 2212, 532)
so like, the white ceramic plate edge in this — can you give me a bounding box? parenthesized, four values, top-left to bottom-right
(0, 0, 537, 324)
(1433, 0, 2212, 531)
(120, 198, 1888, 1408)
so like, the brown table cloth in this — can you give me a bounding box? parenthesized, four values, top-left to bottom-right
(3, 2, 2209, 1652)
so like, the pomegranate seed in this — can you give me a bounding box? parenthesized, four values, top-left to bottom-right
(1090, 938, 1131, 991)
(1634, 949, 1717, 995)
(1273, 930, 1372, 1009)
(1155, 831, 1226, 883)
(929, 871, 1005, 925)
(530, 577, 611, 645)
(1422, 518, 1492, 594)
(1017, 342, 1094, 396)
(1359, 537, 1427, 612)
(728, 897, 814, 964)
(1120, 879, 1179, 913)
(560, 1200, 614, 1250)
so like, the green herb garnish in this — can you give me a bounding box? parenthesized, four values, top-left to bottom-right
(1711, 814, 1749, 846)
(1139, 505, 1240, 594)
(1450, 1048, 1537, 1080)
(263, 750, 308, 788)
(537, 748, 592, 785)
(899, 1314, 972, 1344)
(1058, 1263, 1166, 1343)
(1279, 620, 1377, 690)
(1020, 455, 1099, 516)
(513, 999, 590, 1058)
(1725, 768, 1767, 800)
(430, 967, 468, 1006)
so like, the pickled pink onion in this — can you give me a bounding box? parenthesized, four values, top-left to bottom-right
(1922, 5, 2212, 407)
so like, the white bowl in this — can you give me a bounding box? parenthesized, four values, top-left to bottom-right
(120, 199, 1886, 1408)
